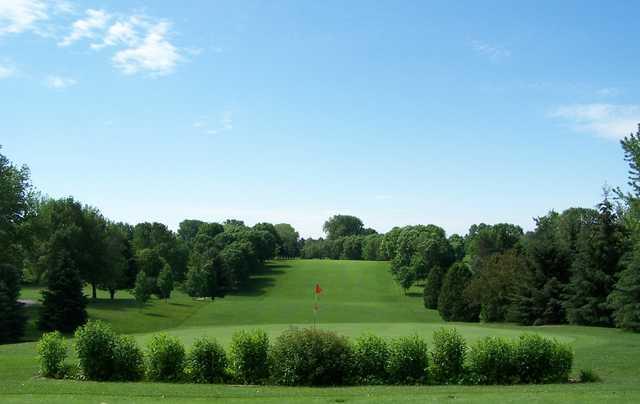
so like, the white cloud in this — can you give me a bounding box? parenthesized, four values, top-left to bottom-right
(471, 40, 511, 61)
(58, 8, 110, 46)
(0, 64, 16, 79)
(550, 103, 640, 140)
(45, 75, 77, 88)
(112, 21, 180, 76)
(0, 0, 48, 35)
(221, 111, 233, 130)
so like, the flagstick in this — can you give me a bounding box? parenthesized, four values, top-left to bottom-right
(314, 289, 318, 328)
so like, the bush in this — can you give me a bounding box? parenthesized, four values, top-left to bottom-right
(229, 329, 270, 384)
(37, 331, 68, 378)
(269, 327, 354, 386)
(74, 320, 118, 381)
(514, 334, 573, 384)
(386, 335, 429, 384)
(578, 368, 601, 383)
(429, 328, 467, 384)
(467, 336, 517, 385)
(113, 335, 145, 381)
(352, 334, 389, 384)
(146, 334, 186, 382)
(186, 337, 228, 383)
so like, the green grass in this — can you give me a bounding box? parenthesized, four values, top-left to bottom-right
(2, 259, 640, 403)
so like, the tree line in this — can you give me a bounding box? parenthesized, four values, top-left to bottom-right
(0, 149, 302, 342)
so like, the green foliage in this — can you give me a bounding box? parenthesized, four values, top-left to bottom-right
(352, 334, 389, 384)
(579, 368, 601, 383)
(186, 337, 228, 383)
(156, 262, 174, 300)
(269, 327, 354, 386)
(513, 334, 573, 384)
(146, 334, 186, 382)
(38, 251, 88, 333)
(113, 335, 145, 381)
(429, 328, 467, 384)
(323, 215, 365, 239)
(74, 320, 118, 381)
(608, 245, 640, 331)
(36, 331, 68, 378)
(386, 335, 429, 385)
(423, 265, 446, 310)
(565, 195, 625, 326)
(229, 329, 270, 384)
(0, 264, 26, 343)
(438, 262, 479, 322)
(274, 223, 300, 258)
(467, 336, 517, 385)
(133, 270, 153, 307)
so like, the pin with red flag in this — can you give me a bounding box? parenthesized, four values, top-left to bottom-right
(315, 283, 322, 295)
(313, 283, 322, 327)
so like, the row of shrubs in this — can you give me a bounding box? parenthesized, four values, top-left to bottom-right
(37, 321, 575, 386)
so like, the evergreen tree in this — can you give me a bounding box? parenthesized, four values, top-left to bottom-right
(423, 265, 446, 309)
(38, 251, 88, 333)
(437, 262, 480, 322)
(608, 245, 640, 331)
(132, 270, 152, 307)
(156, 262, 174, 301)
(0, 264, 26, 343)
(564, 195, 625, 326)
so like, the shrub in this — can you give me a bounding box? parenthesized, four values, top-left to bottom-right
(578, 368, 601, 383)
(146, 334, 186, 382)
(514, 334, 573, 384)
(386, 335, 429, 384)
(186, 337, 228, 383)
(352, 334, 389, 384)
(74, 320, 118, 381)
(429, 328, 467, 384)
(269, 327, 354, 386)
(37, 331, 68, 378)
(467, 336, 517, 385)
(229, 329, 270, 384)
(113, 335, 145, 381)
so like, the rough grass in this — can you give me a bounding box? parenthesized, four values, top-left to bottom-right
(2, 259, 640, 403)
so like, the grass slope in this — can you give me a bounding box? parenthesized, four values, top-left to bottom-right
(2, 259, 640, 403)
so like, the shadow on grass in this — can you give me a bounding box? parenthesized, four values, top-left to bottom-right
(231, 266, 287, 297)
(144, 312, 168, 318)
(404, 292, 422, 298)
(89, 298, 138, 311)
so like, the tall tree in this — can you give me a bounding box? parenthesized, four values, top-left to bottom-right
(438, 262, 479, 322)
(323, 215, 365, 239)
(564, 194, 625, 326)
(274, 223, 300, 258)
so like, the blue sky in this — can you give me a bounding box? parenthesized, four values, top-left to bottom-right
(1, 0, 639, 238)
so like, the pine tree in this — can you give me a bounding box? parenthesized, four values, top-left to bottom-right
(423, 265, 446, 309)
(38, 252, 88, 333)
(608, 246, 640, 331)
(437, 262, 480, 322)
(0, 264, 26, 343)
(564, 195, 625, 326)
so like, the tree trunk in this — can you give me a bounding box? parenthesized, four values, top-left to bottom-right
(109, 288, 115, 300)
(92, 283, 97, 299)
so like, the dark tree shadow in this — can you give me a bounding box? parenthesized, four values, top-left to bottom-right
(230, 266, 287, 297)
(404, 292, 422, 298)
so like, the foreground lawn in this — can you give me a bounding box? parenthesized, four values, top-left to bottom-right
(2, 259, 640, 403)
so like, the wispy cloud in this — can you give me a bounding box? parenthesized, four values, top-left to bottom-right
(0, 63, 16, 79)
(596, 87, 620, 97)
(45, 74, 77, 89)
(550, 103, 640, 140)
(471, 40, 511, 61)
(192, 111, 234, 135)
(0, 0, 48, 35)
(58, 8, 110, 46)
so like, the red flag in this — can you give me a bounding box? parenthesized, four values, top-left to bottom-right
(315, 283, 322, 294)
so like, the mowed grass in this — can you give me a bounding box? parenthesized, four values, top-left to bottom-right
(2, 259, 640, 403)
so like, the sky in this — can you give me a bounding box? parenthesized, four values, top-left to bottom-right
(1, 0, 639, 238)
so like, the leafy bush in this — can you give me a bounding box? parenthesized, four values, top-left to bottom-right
(352, 334, 389, 384)
(386, 335, 429, 384)
(113, 335, 145, 381)
(578, 368, 601, 383)
(269, 327, 354, 386)
(467, 336, 517, 385)
(229, 329, 270, 384)
(74, 320, 118, 381)
(146, 334, 186, 382)
(186, 337, 228, 383)
(429, 328, 467, 384)
(514, 334, 573, 383)
(37, 331, 68, 378)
